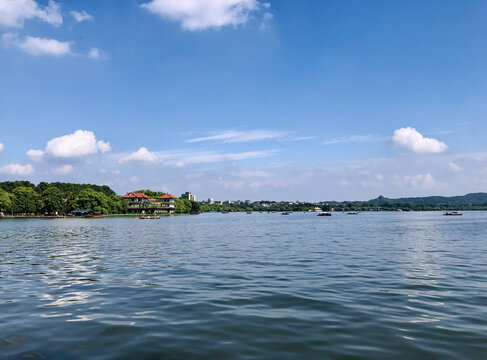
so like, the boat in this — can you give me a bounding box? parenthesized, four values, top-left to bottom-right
(221, 211, 228, 214)
(246, 211, 252, 214)
(347, 211, 359, 215)
(282, 212, 290, 215)
(444, 211, 462, 216)
(140, 215, 145, 219)
(317, 212, 332, 216)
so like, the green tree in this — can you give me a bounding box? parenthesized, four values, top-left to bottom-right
(12, 187, 39, 214)
(41, 187, 64, 213)
(190, 200, 200, 213)
(68, 189, 110, 214)
(0, 188, 12, 212)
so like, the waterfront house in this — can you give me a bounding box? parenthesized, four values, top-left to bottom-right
(122, 192, 177, 214)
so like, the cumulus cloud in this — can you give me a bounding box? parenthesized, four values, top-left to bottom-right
(0, 0, 62, 27)
(0, 163, 34, 175)
(119, 147, 159, 164)
(392, 127, 448, 154)
(3, 32, 72, 56)
(70, 10, 93, 23)
(40, 130, 111, 158)
(130, 176, 140, 183)
(26, 149, 45, 161)
(52, 164, 73, 175)
(0, 143, 3, 152)
(187, 130, 289, 144)
(141, 0, 260, 30)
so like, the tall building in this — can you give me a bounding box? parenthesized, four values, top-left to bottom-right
(181, 192, 196, 202)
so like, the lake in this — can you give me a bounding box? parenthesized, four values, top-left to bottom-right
(0, 212, 486, 359)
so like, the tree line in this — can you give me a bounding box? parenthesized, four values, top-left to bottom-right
(0, 181, 201, 215)
(0, 181, 126, 215)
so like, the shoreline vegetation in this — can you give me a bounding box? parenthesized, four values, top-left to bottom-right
(1, 181, 487, 218)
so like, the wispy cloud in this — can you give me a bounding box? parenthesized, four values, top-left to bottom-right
(323, 135, 385, 145)
(119, 148, 277, 167)
(187, 130, 307, 144)
(70, 10, 93, 23)
(448, 161, 462, 172)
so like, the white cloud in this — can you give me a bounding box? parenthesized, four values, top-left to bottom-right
(161, 149, 276, 166)
(187, 130, 289, 143)
(4, 33, 72, 56)
(392, 127, 448, 154)
(88, 47, 104, 59)
(324, 135, 385, 145)
(26, 149, 45, 161)
(393, 173, 443, 190)
(0, 163, 34, 175)
(44, 130, 111, 158)
(141, 0, 260, 30)
(70, 10, 93, 23)
(130, 176, 140, 183)
(259, 10, 272, 30)
(0, 143, 3, 152)
(52, 164, 73, 175)
(237, 170, 271, 178)
(119, 147, 160, 164)
(448, 161, 462, 172)
(0, 0, 62, 27)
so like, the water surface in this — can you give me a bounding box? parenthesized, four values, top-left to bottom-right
(0, 212, 486, 359)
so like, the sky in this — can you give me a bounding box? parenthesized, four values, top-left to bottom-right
(1, 0, 487, 201)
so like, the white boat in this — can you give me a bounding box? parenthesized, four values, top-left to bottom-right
(444, 211, 462, 216)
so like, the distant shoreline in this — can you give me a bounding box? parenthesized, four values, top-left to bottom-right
(1, 209, 483, 220)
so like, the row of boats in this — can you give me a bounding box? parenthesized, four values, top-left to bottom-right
(236, 210, 463, 216)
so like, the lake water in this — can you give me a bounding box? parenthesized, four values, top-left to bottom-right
(0, 212, 486, 359)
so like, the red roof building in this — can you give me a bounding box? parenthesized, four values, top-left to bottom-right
(121, 192, 151, 200)
(157, 194, 177, 200)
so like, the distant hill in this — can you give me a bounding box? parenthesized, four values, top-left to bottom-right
(368, 193, 487, 206)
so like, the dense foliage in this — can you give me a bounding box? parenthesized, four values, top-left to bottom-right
(134, 189, 167, 198)
(0, 181, 126, 215)
(0, 181, 201, 215)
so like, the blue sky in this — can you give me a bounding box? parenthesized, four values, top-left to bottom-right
(1, 0, 487, 201)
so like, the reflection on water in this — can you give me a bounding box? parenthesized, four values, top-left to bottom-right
(0, 213, 486, 359)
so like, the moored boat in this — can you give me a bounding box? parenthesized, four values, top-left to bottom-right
(318, 212, 332, 216)
(444, 211, 462, 216)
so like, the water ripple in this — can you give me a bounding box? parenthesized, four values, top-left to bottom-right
(0, 212, 486, 359)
